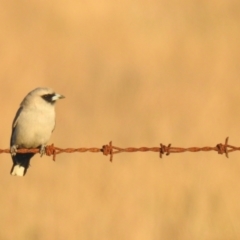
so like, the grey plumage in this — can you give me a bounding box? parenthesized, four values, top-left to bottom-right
(10, 87, 64, 176)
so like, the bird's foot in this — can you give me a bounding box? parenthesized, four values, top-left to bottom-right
(39, 145, 46, 157)
(10, 145, 18, 156)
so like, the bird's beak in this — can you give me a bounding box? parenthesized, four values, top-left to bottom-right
(52, 93, 65, 101)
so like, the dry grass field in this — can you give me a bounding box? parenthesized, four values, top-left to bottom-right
(1, 0, 240, 239)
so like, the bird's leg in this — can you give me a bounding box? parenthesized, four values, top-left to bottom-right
(10, 145, 18, 156)
(39, 145, 46, 157)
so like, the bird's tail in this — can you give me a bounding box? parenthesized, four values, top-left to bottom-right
(10, 153, 35, 176)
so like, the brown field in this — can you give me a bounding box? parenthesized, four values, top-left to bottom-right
(1, 0, 240, 239)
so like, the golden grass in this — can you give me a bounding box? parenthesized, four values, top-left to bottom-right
(0, 0, 240, 239)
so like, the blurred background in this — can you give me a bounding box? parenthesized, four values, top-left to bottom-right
(1, 0, 240, 239)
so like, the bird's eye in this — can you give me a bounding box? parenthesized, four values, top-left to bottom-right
(41, 94, 55, 103)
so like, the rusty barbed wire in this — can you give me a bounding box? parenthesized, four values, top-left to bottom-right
(1, 137, 240, 161)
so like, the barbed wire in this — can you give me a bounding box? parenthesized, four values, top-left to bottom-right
(1, 137, 240, 161)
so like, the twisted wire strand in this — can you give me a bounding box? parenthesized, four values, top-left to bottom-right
(2, 137, 239, 161)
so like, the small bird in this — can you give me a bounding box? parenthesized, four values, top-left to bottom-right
(10, 87, 65, 176)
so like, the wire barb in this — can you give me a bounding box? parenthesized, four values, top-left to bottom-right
(2, 137, 238, 161)
(216, 137, 229, 158)
(159, 143, 171, 158)
(101, 141, 113, 162)
(45, 144, 56, 161)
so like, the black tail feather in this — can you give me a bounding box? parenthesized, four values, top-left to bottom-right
(11, 153, 35, 176)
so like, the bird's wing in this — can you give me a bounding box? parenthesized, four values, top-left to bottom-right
(12, 106, 23, 129)
(10, 106, 23, 146)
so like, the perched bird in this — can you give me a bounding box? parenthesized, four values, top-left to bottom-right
(10, 87, 65, 176)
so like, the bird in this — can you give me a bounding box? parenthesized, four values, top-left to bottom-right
(10, 87, 65, 176)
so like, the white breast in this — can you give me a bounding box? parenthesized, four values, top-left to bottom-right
(12, 105, 55, 148)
